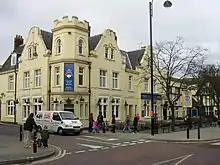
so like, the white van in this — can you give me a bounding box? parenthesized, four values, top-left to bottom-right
(34, 111, 83, 135)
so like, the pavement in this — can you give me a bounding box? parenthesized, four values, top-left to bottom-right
(0, 134, 55, 165)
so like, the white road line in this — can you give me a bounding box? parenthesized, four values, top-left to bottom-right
(137, 141, 144, 144)
(120, 144, 129, 147)
(78, 143, 103, 149)
(128, 143, 136, 145)
(111, 145, 119, 148)
(75, 150, 86, 154)
(115, 143, 122, 145)
(76, 138, 115, 145)
(123, 141, 130, 144)
(211, 142, 220, 145)
(153, 154, 194, 165)
(83, 136, 119, 141)
(138, 139, 145, 142)
(105, 138, 119, 141)
(132, 141, 138, 143)
(101, 147, 109, 150)
(88, 149, 98, 152)
(145, 140, 151, 143)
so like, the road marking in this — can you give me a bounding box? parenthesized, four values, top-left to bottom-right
(101, 147, 109, 150)
(76, 138, 115, 145)
(137, 141, 144, 144)
(120, 143, 129, 147)
(153, 154, 194, 165)
(123, 141, 130, 144)
(211, 142, 220, 145)
(78, 143, 103, 149)
(111, 145, 119, 148)
(88, 149, 98, 152)
(75, 150, 86, 154)
(145, 140, 151, 143)
(83, 135, 118, 141)
(174, 154, 193, 165)
(138, 139, 145, 142)
(128, 143, 136, 145)
(132, 141, 138, 143)
(115, 143, 122, 145)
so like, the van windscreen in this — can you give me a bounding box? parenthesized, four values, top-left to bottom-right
(59, 112, 76, 120)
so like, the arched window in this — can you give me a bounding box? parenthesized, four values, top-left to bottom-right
(56, 39, 61, 54)
(78, 39, 83, 54)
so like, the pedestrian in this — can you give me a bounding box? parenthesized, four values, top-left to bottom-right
(133, 114, 139, 134)
(41, 126, 50, 148)
(92, 120, 99, 133)
(122, 115, 131, 133)
(111, 115, 116, 133)
(36, 126, 42, 147)
(23, 113, 38, 148)
(89, 113, 94, 133)
(97, 111, 104, 133)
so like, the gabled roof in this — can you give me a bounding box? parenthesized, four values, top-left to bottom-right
(120, 50, 132, 69)
(127, 49, 145, 69)
(0, 45, 24, 72)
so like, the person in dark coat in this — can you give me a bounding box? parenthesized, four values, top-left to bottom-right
(111, 115, 116, 133)
(23, 113, 37, 148)
(133, 114, 139, 134)
(89, 113, 94, 133)
(97, 111, 104, 133)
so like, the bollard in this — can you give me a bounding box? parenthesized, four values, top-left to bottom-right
(19, 125, 22, 141)
(33, 131, 37, 153)
(198, 126, 200, 139)
(186, 127, 189, 139)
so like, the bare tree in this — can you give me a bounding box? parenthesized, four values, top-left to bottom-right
(139, 37, 207, 131)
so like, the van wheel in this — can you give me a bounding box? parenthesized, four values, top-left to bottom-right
(57, 127, 63, 135)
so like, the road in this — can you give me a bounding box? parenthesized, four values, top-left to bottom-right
(1, 124, 220, 165)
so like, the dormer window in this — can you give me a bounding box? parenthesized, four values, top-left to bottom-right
(110, 48, 114, 59)
(33, 45, 37, 57)
(28, 47, 32, 59)
(56, 39, 62, 54)
(105, 46, 108, 58)
(78, 39, 83, 55)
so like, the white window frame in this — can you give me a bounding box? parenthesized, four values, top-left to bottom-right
(78, 39, 83, 55)
(33, 97, 42, 116)
(22, 98, 30, 118)
(110, 48, 114, 59)
(33, 45, 37, 56)
(28, 47, 32, 59)
(99, 70, 107, 88)
(128, 76, 132, 90)
(104, 46, 108, 58)
(55, 67, 60, 86)
(98, 97, 108, 119)
(112, 72, 119, 89)
(56, 39, 62, 54)
(34, 69, 41, 87)
(8, 75, 14, 91)
(144, 79, 149, 92)
(111, 97, 120, 119)
(23, 71, 30, 89)
(7, 100, 14, 116)
(78, 67, 85, 86)
(79, 103, 84, 118)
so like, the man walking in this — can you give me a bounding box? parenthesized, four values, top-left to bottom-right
(23, 113, 37, 148)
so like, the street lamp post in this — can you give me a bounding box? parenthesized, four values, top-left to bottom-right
(149, 0, 172, 135)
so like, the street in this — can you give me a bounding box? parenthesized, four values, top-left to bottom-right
(1, 124, 220, 165)
(31, 132, 220, 165)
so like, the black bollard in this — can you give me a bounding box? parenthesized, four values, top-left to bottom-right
(33, 131, 37, 153)
(19, 125, 22, 141)
(187, 127, 189, 139)
(198, 126, 200, 139)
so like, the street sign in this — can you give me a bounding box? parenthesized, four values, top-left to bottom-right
(182, 91, 192, 108)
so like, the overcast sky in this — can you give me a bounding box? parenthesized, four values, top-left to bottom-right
(1, 0, 220, 64)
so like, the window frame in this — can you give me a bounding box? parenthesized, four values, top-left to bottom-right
(99, 70, 107, 88)
(112, 72, 119, 89)
(33, 97, 42, 116)
(8, 75, 14, 91)
(7, 100, 15, 116)
(78, 39, 83, 55)
(110, 48, 114, 59)
(78, 67, 85, 86)
(23, 71, 30, 89)
(22, 98, 30, 118)
(111, 97, 120, 119)
(128, 76, 132, 91)
(56, 39, 62, 54)
(104, 46, 108, 58)
(34, 69, 41, 87)
(98, 97, 108, 119)
(54, 67, 60, 86)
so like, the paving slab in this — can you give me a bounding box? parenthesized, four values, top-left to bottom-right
(0, 135, 55, 165)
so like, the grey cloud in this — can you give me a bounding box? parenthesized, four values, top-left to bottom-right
(1, 0, 220, 64)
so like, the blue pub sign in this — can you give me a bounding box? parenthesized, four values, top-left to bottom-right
(64, 63, 74, 91)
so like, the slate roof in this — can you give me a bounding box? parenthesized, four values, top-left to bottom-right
(0, 29, 145, 73)
(127, 49, 145, 69)
(0, 45, 24, 72)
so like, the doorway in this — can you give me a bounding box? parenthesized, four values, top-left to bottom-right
(64, 104, 74, 114)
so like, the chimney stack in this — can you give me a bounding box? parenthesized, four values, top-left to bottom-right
(14, 35, 24, 50)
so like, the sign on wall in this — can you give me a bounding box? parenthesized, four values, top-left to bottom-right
(64, 63, 74, 91)
(182, 91, 192, 108)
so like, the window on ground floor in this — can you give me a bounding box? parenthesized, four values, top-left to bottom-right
(7, 100, 14, 116)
